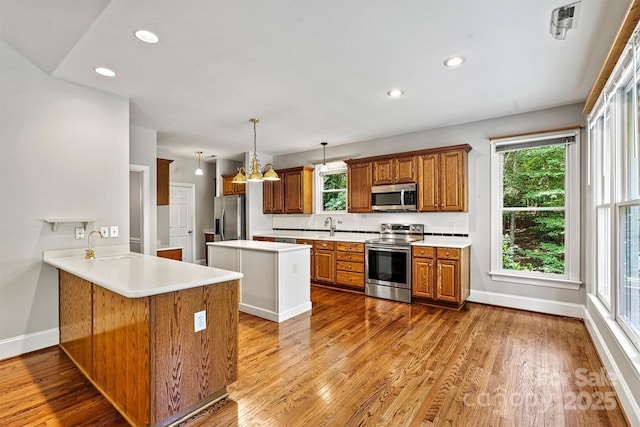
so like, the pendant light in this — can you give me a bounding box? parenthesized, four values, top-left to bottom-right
(232, 118, 280, 183)
(319, 142, 329, 173)
(195, 151, 203, 175)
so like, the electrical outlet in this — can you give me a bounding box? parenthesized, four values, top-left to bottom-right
(74, 227, 85, 240)
(100, 226, 109, 238)
(110, 226, 119, 238)
(194, 310, 206, 332)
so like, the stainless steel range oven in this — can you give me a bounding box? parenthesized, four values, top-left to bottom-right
(365, 223, 424, 303)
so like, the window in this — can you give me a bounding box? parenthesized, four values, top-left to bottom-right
(490, 129, 581, 288)
(587, 34, 640, 352)
(315, 161, 347, 214)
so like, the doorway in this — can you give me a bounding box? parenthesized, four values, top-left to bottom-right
(129, 164, 151, 255)
(170, 182, 196, 263)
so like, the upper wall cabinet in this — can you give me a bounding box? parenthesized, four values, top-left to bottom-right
(221, 174, 246, 196)
(372, 156, 416, 185)
(263, 166, 313, 214)
(346, 161, 372, 213)
(345, 144, 471, 213)
(157, 158, 173, 206)
(417, 147, 470, 212)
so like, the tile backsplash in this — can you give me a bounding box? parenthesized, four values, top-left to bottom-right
(271, 212, 469, 235)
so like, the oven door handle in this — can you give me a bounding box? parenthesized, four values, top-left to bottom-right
(366, 244, 411, 253)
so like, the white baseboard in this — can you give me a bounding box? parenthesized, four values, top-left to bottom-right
(0, 328, 59, 361)
(240, 302, 312, 323)
(468, 290, 584, 318)
(583, 301, 640, 426)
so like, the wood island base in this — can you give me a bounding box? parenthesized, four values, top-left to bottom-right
(59, 270, 239, 427)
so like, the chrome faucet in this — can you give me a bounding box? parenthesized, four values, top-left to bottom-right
(85, 230, 104, 259)
(324, 217, 336, 237)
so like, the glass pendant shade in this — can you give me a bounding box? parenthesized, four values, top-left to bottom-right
(195, 151, 204, 175)
(319, 142, 329, 172)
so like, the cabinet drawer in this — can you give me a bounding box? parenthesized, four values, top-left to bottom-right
(297, 239, 315, 246)
(336, 261, 365, 273)
(336, 271, 365, 288)
(336, 251, 365, 263)
(314, 240, 336, 250)
(437, 247, 460, 260)
(336, 242, 364, 252)
(412, 246, 434, 258)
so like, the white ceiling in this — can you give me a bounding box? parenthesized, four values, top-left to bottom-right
(0, 0, 630, 161)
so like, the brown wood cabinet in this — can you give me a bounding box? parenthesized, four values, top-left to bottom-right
(205, 233, 215, 265)
(412, 245, 470, 309)
(346, 161, 372, 213)
(283, 167, 313, 213)
(157, 248, 182, 261)
(372, 156, 416, 185)
(335, 242, 365, 289)
(263, 166, 313, 214)
(263, 179, 284, 214)
(222, 174, 246, 195)
(314, 240, 336, 283)
(157, 158, 173, 205)
(412, 246, 435, 299)
(417, 147, 469, 212)
(58, 270, 239, 427)
(253, 236, 276, 242)
(297, 239, 315, 281)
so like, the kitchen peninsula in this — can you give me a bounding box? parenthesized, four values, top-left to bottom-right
(208, 240, 311, 322)
(43, 246, 242, 427)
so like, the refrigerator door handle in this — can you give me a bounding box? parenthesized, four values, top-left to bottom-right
(220, 208, 225, 241)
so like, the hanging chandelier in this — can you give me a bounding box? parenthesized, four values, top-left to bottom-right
(232, 118, 280, 183)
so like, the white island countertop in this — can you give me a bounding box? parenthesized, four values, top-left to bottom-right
(208, 240, 312, 252)
(43, 245, 242, 298)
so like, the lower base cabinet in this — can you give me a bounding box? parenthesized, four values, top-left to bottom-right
(59, 270, 239, 427)
(412, 246, 470, 309)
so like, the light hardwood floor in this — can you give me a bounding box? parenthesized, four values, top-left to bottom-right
(0, 286, 630, 426)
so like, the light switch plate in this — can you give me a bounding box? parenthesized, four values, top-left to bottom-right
(194, 310, 206, 332)
(110, 226, 119, 238)
(101, 226, 109, 238)
(75, 227, 85, 240)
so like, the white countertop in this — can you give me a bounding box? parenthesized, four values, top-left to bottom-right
(43, 246, 242, 298)
(157, 245, 183, 251)
(252, 231, 471, 248)
(208, 240, 312, 252)
(253, 231, 370, 242)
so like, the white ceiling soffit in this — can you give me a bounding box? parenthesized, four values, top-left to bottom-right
(0, 0, 112, 74)
(0, 0, 632, 160)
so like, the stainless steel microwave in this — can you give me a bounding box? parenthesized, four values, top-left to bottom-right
(371, 183, 417, 212)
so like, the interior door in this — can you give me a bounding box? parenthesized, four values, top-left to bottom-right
(170, 184, 193, 262)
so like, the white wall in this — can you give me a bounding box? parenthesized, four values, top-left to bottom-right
(0, 39, 129, 358)
(273, 103, 587, 310)
(130, 125, 158, 254)
(154, 153, 216, 263)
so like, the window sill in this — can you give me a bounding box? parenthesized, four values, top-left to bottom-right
(489, 271, 582, 290)
(587, 293, 640, 381)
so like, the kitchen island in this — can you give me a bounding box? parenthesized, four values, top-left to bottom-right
(208, 240, 311, 322)
(43, 246, 242, 427)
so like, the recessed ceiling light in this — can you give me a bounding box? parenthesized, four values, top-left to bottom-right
(444, 56, 465, 68)
(94, 67, 116, 77)
(134, 29, 159, 44)
(387, 89, 404, 97)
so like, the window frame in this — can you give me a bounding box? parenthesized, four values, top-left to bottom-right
(314, 161, 348, 215)
(489, 129, 582, 290)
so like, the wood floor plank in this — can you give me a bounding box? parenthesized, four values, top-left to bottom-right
(0, 286, 631, 426)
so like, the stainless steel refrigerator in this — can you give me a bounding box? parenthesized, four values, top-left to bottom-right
(213, 195, 246, 241)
